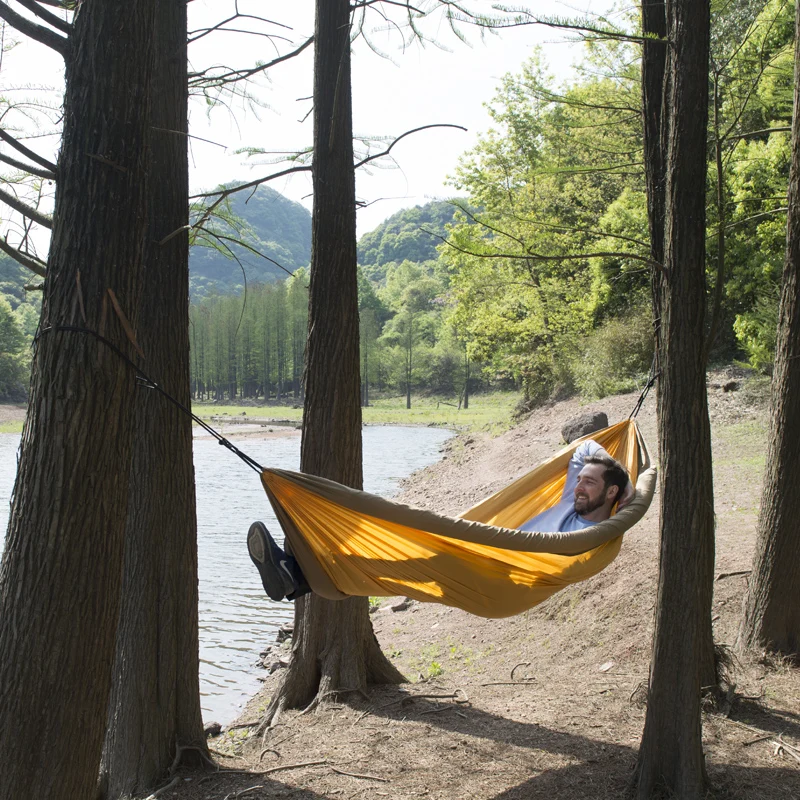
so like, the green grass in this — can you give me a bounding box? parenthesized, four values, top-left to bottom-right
(193, 392, 522, 434)
(0, 421, 23, 434)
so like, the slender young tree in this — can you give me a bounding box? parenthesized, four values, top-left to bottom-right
(737, 0, 800, 660)
(0, 1, 158, 798)
(634, 1, 715, 797)
(264, 0, 404, 724)
(99, 1, 208, 796)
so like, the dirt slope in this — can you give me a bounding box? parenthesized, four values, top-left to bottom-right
(174, 375, 799, 800)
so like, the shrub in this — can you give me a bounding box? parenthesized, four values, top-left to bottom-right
(572, 308, 654, 399)
(733, 289, 779, 374)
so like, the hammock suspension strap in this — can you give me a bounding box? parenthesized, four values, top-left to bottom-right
(34, 325, 265, 473)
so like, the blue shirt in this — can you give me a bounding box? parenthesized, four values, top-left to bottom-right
(517, 440, 603, 533)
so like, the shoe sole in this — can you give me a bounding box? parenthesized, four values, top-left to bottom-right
(247, 522, 292, 602)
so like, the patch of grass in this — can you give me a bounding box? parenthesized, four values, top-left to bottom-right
(362, 392, 522, 433)
(427, 660, 444, 678)
(192, 392, 523, 434)
(0, 421, 23, 434)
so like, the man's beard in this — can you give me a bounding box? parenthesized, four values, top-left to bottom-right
(574, 492, 607, 515)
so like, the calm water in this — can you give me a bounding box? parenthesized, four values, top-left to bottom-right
(0, 425, 451, 723)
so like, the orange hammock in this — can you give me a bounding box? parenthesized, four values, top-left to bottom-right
(259, 419, 656, 619)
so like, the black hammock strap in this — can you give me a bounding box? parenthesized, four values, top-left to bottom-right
(34, 325, 265, 474)
(629, 354, 659, 420)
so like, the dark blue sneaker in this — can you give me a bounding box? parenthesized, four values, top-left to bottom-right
(247, 522, 296, 601)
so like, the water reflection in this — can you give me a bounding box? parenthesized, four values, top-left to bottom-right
(0, 425, 451, 723)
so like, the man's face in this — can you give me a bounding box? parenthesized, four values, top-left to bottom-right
(574, 463, 612, 515)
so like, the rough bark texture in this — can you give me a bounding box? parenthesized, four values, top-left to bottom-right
(634, 1, 715, 797)
(99, 2, 207, 797)
(265, 0, 404, 723)
(737, 0, 800, 659)
(0, 3, 156, 799)
(641, 0, 667, 273)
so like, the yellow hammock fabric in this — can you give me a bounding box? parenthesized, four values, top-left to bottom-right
(260, 419, 656, 619)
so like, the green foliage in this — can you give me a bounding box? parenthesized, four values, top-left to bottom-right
(571, 305, 654, 399)
(733, 287, 780, 373)
(0, 295, 27, 399)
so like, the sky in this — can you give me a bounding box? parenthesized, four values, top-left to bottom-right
(0, 0, 620, 252)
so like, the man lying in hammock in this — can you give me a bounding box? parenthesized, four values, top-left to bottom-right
(247, 438, 633, 603)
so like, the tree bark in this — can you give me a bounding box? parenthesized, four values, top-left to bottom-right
(0, 2, 156, 798)
(737, 0, 800, 659)
(634, 1, 715, 797)
(264, 0, 404, 724)
(99, 2, 208, 796)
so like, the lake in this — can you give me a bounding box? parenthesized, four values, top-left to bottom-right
(0, 424, 451, 723)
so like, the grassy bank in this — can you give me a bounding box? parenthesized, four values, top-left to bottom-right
(195, 392, 523, 433)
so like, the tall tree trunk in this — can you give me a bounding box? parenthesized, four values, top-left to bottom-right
(634, 1, 715, 797)
(640, 0, 716, 693)
(737, 0, 800, 658)
(264, 0, 404, 725)
(0, 2, 156, 798)
(99, 2, 207, 796)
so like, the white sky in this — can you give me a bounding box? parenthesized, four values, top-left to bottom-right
(0, 0, 619, 250)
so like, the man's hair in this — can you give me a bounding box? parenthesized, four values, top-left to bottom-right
(584, 454, 629, 500)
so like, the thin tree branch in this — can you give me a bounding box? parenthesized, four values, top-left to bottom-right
(0, 152, 55, 180)
(429, 229, 653, 265)
(0, 185, 52, 227)
(0, 1, 67, 54)
(199, 228, 295, 278)
(354, 124, 468, 169)
(0, 128, 57, 172)
(188, 36, 314, 89)
(722, 208, 787, 230)
(0, 236, 46, 276)
(188, 9, 291, 44)
(727, 125, 791, 141)
(14, 0, 71, 34)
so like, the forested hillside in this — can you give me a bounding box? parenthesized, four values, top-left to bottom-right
(189, 186, 311, 299)
(357, 200, 466, 282)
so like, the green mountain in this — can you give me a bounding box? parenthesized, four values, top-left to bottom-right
(190, 186, 312, 299)
(357, 199, 468, 282)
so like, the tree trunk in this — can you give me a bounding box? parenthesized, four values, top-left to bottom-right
(264, 0, 404, 724)
(99, 3, 208, 796)
(634, 1, 715, 797)
(640, 0, 716, 693)
(737, 0, 800, 659)
(0, 3, 156, 798)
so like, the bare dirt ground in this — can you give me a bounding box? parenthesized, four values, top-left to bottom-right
(0, 403, 25, 426)
(156, 375, 797, 797)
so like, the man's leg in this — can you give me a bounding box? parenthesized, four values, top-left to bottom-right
(247, 521, 311, 601)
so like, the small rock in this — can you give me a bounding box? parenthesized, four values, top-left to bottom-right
(561, 411, 609, 443)
(389, 597, 413, 613)
(276, 622, 294, 643)
(204, 721, 222, 738)
(598, 660, 615, 673)
(722, 380, 739, 392)
(241, 411, 247, 416)
(269, 659, 290, 674)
